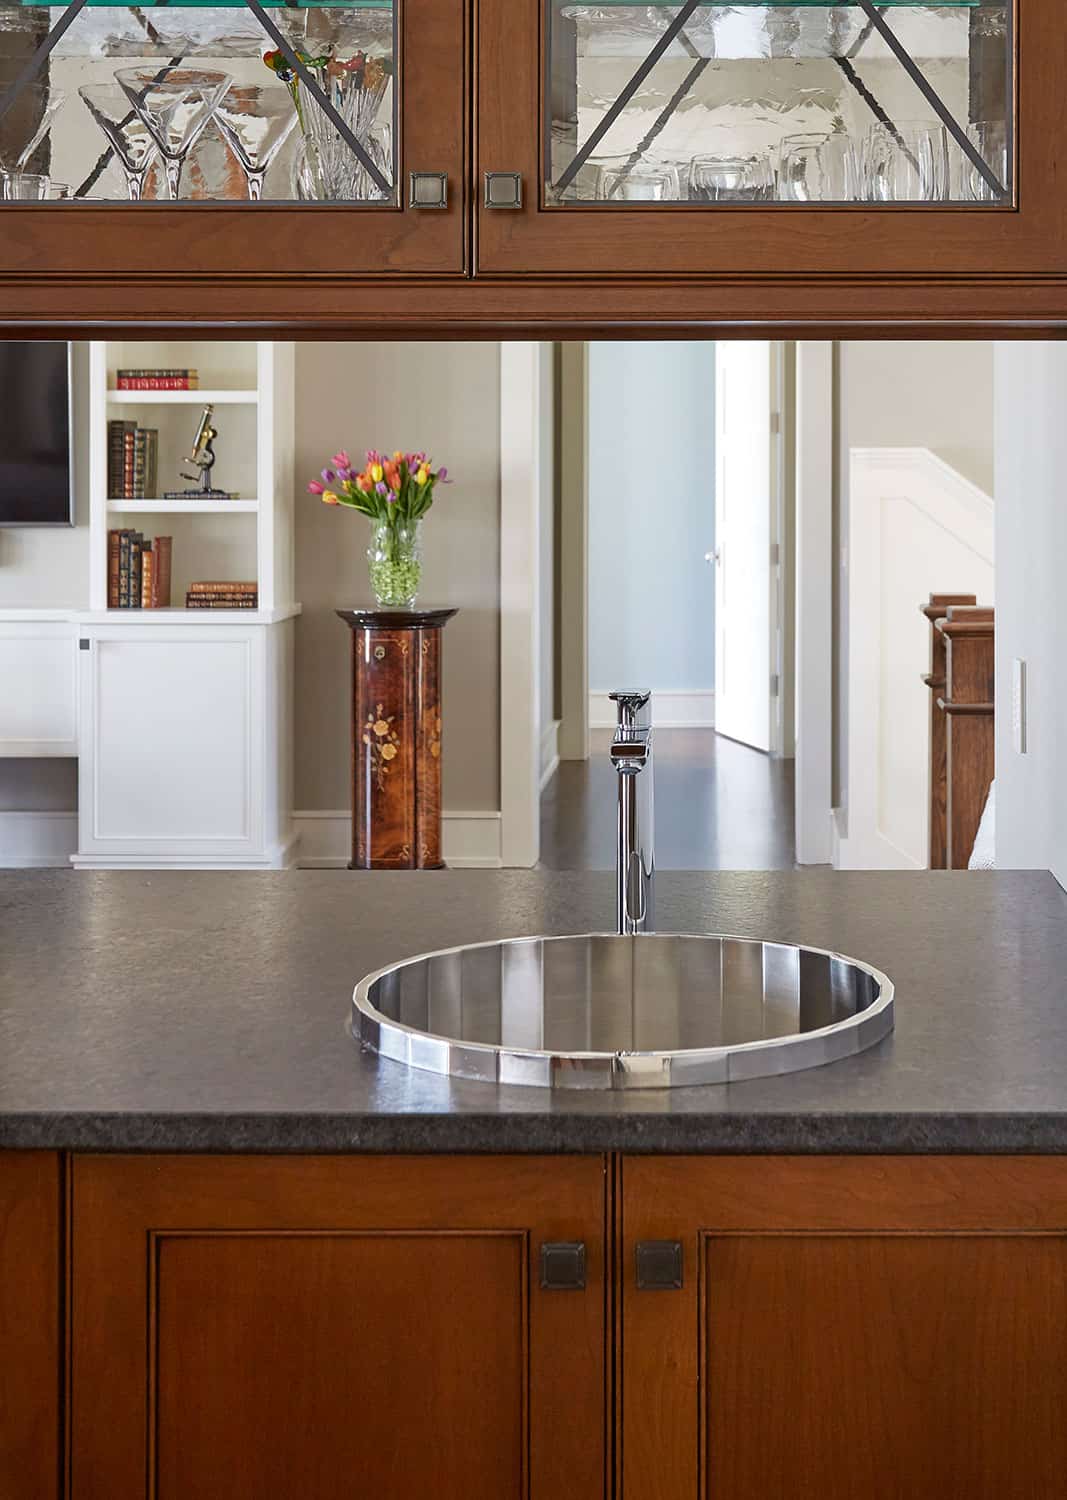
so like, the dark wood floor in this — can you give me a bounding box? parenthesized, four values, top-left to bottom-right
(539, 729, 795, 870)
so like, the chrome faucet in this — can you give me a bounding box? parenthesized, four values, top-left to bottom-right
(610, 690, 654, 935)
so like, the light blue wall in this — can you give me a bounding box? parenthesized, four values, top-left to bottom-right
(588, 341, 715, 694)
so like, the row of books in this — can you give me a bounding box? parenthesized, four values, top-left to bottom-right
(107, 421, 159, 500)
(114, 368, 200, 391)
(108, 530, 173, 609)
(185, 583, 259, 610)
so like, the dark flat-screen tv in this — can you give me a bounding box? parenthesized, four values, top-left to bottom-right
(0, 342, 73, 526)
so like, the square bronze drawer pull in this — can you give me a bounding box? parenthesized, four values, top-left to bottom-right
(409, 172, 448, 209)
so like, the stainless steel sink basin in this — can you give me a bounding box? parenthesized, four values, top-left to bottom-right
(352, 934, 894, 1090)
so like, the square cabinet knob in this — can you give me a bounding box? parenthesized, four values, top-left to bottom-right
(484, 171, 523, 209)
(409, 172, 448, 209)
(539, 1241, 586, 1291)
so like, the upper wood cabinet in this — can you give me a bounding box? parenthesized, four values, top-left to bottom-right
(2, 0, 1067, 323)
(0, 0, 467, 281)
(477, 0, 1066, 280)
(70, 1154, 607, 1500)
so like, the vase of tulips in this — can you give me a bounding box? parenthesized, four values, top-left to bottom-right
(309, 447, 449, 609)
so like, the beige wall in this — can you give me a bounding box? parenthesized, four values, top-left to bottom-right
(293, 342, 502, 814)
(840, 340, 994, 494)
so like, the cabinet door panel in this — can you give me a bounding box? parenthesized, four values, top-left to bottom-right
(478, 0, 1063, 280)
(0, 0, 465, 282)
(622, 1156, 1067, 1500)
(71, 1155, 606, 1500)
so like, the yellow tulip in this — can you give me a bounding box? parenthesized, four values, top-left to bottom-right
(370, 463, 383, 483)
(393, 449, 403, 461)
(321, 490, 340, 506)
(416, 466, 429, 485)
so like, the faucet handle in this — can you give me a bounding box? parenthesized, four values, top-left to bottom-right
(609, 690, 651, 730)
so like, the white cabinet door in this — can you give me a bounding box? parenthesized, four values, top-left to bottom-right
(76, 626, 265, 865)
(0, 623, 77, 756)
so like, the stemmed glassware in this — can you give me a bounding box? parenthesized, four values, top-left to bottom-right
(78, 84, 159, 202)
(213, 86, 299, 201)
(115, 68, 231, 200)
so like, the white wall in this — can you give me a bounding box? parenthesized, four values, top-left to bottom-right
(834, 340, 995, 823)
(993, 344, 1067, 886)
(0, 342, 89, 813)
(587, 341, 715, 707)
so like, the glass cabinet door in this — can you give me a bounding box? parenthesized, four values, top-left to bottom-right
(478, 0, 1067, 281)
(0, 0, 466, 279)
(547, 3, 1011, 208)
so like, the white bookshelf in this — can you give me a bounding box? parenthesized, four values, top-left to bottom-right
(89, 340, 294, 614)
(75, 341, 299, 869)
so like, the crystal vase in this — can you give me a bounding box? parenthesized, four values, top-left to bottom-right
(291, 62, 391, 201)
(368, 520, 422, 609)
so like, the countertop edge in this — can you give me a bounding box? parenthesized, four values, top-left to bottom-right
(5, 1112, 1067, 1155)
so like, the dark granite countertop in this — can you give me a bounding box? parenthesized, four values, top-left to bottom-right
(1, 869, 1066, 1153)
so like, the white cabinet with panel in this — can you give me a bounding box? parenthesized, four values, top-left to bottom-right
(73, 620, 294, 869)
(0, 617, 77, 757)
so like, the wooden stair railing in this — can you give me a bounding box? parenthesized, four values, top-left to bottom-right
(921, 594, 977, 869)
(922, 597, 995, 869)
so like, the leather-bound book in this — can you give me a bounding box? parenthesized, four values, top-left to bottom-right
(153, 536, 172, 608)
(107, 529, 120, 609)
(141, 543, 154, 609)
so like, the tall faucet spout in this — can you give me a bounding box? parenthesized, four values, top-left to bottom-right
(609, 691, 654, 935)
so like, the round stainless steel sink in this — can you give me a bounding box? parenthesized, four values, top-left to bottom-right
(352, 933, 894, 1090)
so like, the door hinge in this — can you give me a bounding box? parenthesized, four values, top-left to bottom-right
(770, 410, 781, 435)
(770, 672, 780, 698)
(770, 542, 780, 567)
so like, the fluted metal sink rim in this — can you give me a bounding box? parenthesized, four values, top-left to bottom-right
(351, 931, 895, 1091)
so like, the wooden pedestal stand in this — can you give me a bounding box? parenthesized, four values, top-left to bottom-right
(337, 609, 457, 870)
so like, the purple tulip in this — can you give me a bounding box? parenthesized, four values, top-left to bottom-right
(375, 481, 388, 497)
(437, 467, 449, 482)
(321, 468, 335, 484)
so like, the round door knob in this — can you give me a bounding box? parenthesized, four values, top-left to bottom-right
(704, 549, 721, 564)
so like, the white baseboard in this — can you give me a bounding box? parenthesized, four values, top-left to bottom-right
(539, 718, 561, 792)
(71, 832, 300, 871)
(588, 690, 715, 730)
(293, 809, 503, 869)
(0, 810, 77, 868)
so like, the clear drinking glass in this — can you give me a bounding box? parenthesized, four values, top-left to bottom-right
(687, 153, 773, 203)
(78, 84, 158, 203)
(1, 171, 50, 200)
(115, 68, 232, 201)
(596, 163, 679, 201)
(779, 133, 862, 203)
(864, 121, 949, 203)
(962, 120, 1009, 203)
(213, 86, 299, 201)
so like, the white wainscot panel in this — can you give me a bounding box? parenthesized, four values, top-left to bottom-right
(0, 624, 77, 756)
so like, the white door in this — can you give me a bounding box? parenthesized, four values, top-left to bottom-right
(713, 342, 779, 753)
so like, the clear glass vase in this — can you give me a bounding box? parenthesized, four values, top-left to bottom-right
(368, 520, 421, 609)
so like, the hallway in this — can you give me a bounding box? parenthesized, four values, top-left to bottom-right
(539, 730, 795, 871)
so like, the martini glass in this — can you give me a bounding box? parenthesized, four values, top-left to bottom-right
(78, 84, 158, 202)
(115, 68, 231, 200)
(213, 86, 299, 201)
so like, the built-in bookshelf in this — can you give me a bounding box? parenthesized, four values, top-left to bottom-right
(89, 341, 295, 619)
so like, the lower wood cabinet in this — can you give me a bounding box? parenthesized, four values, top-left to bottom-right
(621, 1156, 1067, 1500)
(6, 1152, 1067, 1498)
(69, 1155, 607, 1500)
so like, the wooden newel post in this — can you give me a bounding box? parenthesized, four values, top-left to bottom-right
(937, 605, 995, 870)
(921, 593, 976, 869)
(337, 609, 457, 870)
